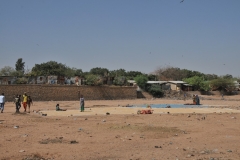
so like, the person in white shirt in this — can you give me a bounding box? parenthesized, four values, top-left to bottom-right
(0, 93, 5, 113)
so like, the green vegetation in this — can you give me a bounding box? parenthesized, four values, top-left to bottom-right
(183, 76, 210, 91)
(146, 84, 164, 97)
(134, 75, 148, 90)
(0, 58, 239, 92)
(209, 78, 235, 91)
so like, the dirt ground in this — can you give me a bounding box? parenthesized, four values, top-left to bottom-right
(1, 94, 240, 160)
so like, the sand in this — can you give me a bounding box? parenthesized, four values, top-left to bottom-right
(0, 94, 240, 160)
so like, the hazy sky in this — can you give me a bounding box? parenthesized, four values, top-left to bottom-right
(1, 0, 240, 77)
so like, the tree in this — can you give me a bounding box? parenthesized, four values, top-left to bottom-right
(147, 84, 164, 97)
(15, 58, 25, 74)
(126, 71, 144, 80)
(222, 74, 233, 79)
(109, 69, 126, 77)
(148, 74, 158, 81)
(134, 75, 148, 90)
(0, 66, 15, 76)
(85, 74, 102, 86)
(90, 67, 109, 77)
(113, 76, 126, 86)
(31, 61, 68, 76)
(209, 78, 235, 91)
(183, 76, 208, 91)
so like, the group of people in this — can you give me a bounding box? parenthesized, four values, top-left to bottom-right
(0, 92, 85, 113)
(192, 94, 200, 105)
(14, 92, 33, 113)
(0, 92, 33, 113)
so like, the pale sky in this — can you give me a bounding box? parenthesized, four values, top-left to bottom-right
(1, 0, 240, 77)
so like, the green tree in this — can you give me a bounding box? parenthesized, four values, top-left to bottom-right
(85, 74, 102, 86)
(0, 66, 15, 76)
(109, 69, 126, 77)
(222, 74, 233, 79)
(113, 76, 126, 86)
(147, 74, 158, 81)
(209, 78, 235, 91)
(183, 76, 209, 91)
(16, 77, 28, 84)
(31, 61, 68, 76)
(147, 84, 164, 97)
(90, 67, 109, 76)
(134, 75, 148, 90)
(126, 71, 143, 80)
(15, 58, 25, 74)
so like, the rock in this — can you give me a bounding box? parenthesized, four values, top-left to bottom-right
(102, 120, 106, 122)
(22, 134, 28, 137)
(70, 140, 78, 144)
(106, 112, 110, 115)
(212, 149, 218, 153)
(14, 126, 19, 129)
(227, 150, 232, 152)
(19, 150, 25, 153)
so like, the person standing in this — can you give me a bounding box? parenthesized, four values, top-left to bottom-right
(192, 94, 196, 105)
(0, 93, 5, 113)
(18, 94, 22, 110)
(22, 92, 28, 112)
(27, 96, 33, 113)
(184, 93, 186, 101)
(80, 95, 85, 112)
(14, 95, 20, 113)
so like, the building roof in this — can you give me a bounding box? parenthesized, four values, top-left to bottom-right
(167, 81, 187, 84)
(147, 81, 167, 84)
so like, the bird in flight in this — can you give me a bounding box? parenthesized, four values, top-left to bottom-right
(180, 0, 184, 3)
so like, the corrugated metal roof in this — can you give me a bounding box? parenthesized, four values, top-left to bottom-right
(147, 81, 167, 84)
(167, 81, 187, 84)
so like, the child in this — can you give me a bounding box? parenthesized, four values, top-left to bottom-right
(27, 96, 33, 113)
(56, 104, 67, 111)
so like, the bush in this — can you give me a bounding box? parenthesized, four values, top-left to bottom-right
(16, 77, 28, 84)
(147, 84, 164, 97)
(85, 74, 102, 86)
(134, 75, 148, 90)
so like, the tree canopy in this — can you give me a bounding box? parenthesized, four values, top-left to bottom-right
(31, 61, 68, 76)
(15, 58, 25, 74)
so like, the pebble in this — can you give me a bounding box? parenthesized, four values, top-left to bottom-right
(22, 134, 28, 137)
(19, 150, 25, 153)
